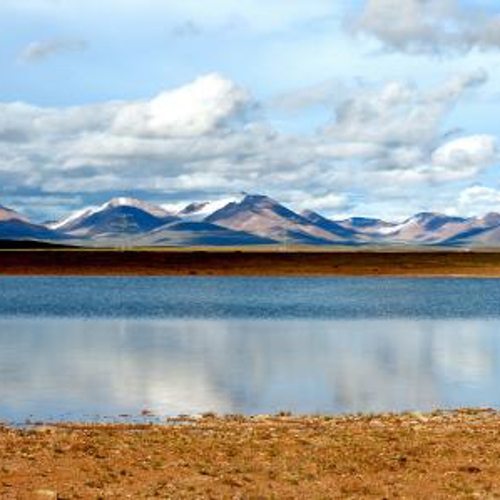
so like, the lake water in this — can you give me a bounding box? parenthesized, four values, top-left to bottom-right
(1, 277, 500, 423)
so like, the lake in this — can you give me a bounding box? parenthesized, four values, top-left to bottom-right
(1, 277, 500, 423)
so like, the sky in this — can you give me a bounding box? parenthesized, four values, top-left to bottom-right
(2, 0, 500, 221)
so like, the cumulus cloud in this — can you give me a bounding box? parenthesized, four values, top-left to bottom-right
(455, 186, 500, 216)
(19, 38, 88, 63)
(321, 69, 494, 182)
(271, 80, 348, 111)
(0, 72, 497, 219)
(352, 0, 500, 55)
(432, 135, 499, 171)
(112, 74, 251, 138)
(325, 69, 487, 147)
(0, 74, 271, 199)
(290, 192, 350, 214)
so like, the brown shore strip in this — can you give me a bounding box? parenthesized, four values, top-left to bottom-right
(1, 410, 500, 499)
(2, 249, 500, 277)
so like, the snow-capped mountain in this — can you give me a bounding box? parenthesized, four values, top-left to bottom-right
(48, 195, 277, 246)
(334, 213, 484, 245)
(7, 193, 500, 247)
(103, 197, 173, 218)
(173, 198, 240, 222)
(50, 198, 177, 237)
(206, 194, 358, 245)
(376, 212, 473, 244)
(48, 207, 97, 232)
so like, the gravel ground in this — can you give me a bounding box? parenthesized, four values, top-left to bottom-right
(1, 409, 500, 499)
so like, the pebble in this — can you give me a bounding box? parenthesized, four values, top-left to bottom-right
(34, 489, 58, 499)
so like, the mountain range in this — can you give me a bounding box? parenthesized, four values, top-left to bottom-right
(2, 194, 500, 248)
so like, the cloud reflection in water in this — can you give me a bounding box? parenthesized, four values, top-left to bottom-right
(0, 318, 499, 422)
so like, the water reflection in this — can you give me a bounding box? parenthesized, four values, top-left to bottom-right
(0, 318, 499, 422)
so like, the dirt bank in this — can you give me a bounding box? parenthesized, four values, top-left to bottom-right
(2, 249, 500, 277)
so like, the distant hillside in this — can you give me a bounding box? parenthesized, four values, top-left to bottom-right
(206, 194, 360, 245)
(5, 193, 500, 248)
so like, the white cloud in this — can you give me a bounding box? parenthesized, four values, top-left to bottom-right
(291, 192, 350, 214)
(432, 135, 498, 171)
(352, 0, 500, 55)
(19, 38, 88, 63)
(321, 70, 493, 182)
(0, 72, 497, 219)
(325, 69, 487, 147)
(112, 74, 251, 138)
(455, 186, 500, 216)
(271, 80, 348, 111)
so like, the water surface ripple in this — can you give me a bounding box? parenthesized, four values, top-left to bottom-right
(1, 277, 500, 422)
(0, 277, 499, 319)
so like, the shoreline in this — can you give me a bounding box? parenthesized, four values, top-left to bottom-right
(2, 409, 500, 498)
(3, 249, 500, 277)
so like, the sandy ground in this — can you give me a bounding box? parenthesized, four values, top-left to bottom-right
(2, 249, 500, 277)
(1, 410, 500, 499)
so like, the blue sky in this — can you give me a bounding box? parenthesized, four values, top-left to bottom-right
(2, 0, 500, 221)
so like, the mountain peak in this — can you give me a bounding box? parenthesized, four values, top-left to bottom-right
(104, 197, 141, 208)
(208, 193, 295, 223)
(207, 194, 359, 245)
(239, 193, 280, 209)
(101, 197, 171, 218)
(0, 204, 28, 223)
(412, 212, 439, 222)
(406, 212, 468, 231)
(176, 198, 239, 221)
(300, 209, 331, 224)
(479, 212, 500, 226)
(13, 193, 500, 248)
(49, 197, 176, 235)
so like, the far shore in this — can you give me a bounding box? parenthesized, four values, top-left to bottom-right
(1, 409, 500, 498)
(3, 248, 500, 277)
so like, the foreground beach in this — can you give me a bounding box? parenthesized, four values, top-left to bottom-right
(3, 249, 500, 277)
(1, 410, 499, 499)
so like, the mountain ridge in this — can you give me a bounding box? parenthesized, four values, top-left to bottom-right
(3, 195, 500, 247)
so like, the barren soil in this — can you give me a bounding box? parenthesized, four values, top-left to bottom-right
(2, 410, 500, 499)
(2, 249, 500, 277)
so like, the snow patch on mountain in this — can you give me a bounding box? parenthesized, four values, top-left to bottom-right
(48, 207, 98, 230)
(100, 198, 172, 218)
